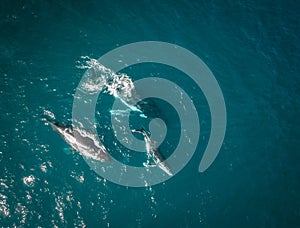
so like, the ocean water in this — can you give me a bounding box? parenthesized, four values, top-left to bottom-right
(1, 0, 300, 227)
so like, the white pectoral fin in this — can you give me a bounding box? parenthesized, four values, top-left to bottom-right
(143, 162, 156, 168)
(63, 147, 74, 155)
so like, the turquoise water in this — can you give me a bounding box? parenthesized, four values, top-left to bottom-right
(1, 0, 300, 227)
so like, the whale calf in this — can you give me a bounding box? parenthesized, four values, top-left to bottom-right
(132, 129, 173, 176)
(46, 119, 110, 162)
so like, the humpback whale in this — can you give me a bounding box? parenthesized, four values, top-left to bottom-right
(45, 119, 110, 162)
(132, 129, 173, 176)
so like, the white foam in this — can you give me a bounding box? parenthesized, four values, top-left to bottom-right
(22, 175, 35, 187)
(77, 56, 142, 113)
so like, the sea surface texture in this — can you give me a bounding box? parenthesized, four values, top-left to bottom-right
(0, 0, 299, 227)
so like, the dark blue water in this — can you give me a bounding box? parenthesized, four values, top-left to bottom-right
(1, 0, 300, 227)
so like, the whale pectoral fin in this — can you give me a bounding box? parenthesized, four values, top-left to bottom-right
(139, 113, 147, 118)
(143, 162, 156, 168)
(63, 147, 73, 155)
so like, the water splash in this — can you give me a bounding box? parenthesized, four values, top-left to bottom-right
(0, 193, 10, 217)
(77, 56, 143, 114)
(44, 110, 55, 119)
(22, 175, 35, 188)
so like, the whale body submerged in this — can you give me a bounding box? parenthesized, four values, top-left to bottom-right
(132, 129, 173, 176)
(46, 120, 110, 162)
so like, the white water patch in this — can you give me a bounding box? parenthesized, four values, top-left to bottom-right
(76, 56, 142, 112)
(0, 193, 10, 217)
(22, 175, 35, 187)
(55, 195, 65, 224)
(44, 110, 55, 119)
(40, 163, 47, 173)
(70, 170, 85, 184)
(15, 203, 29, 225)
